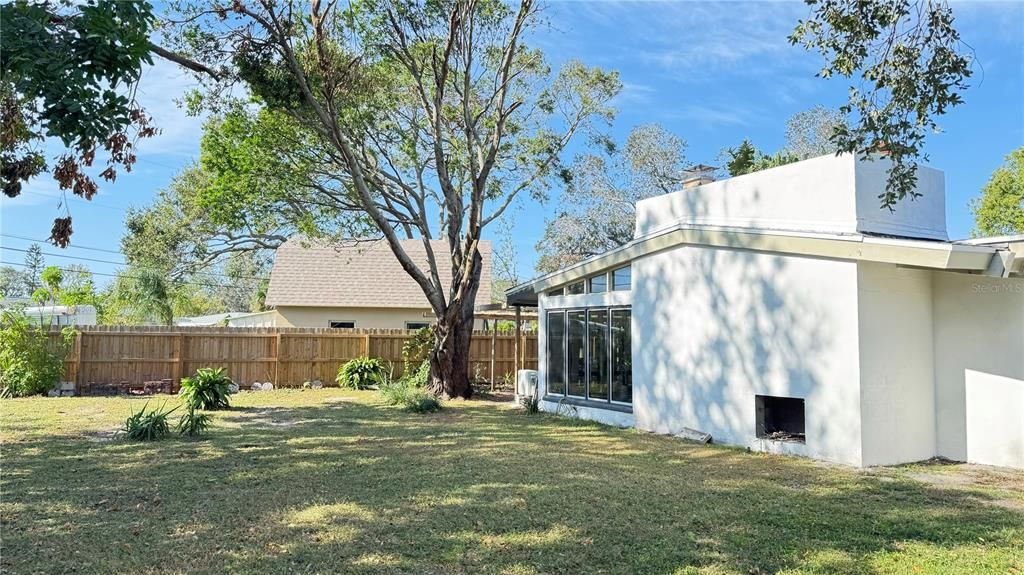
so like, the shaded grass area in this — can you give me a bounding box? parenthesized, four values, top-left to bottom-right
(2, 390, 1023, 574)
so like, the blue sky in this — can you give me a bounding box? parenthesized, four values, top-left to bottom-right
(1, 0, 1022, 286)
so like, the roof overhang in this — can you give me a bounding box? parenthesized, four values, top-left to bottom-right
(506, 224, 1010, 306)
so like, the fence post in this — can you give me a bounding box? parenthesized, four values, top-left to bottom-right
(274, 333, 283, 386)
(514, 305, 522, 376)
(174, 334, 185, 386)
(73, 331, 83, 388)
(489, 329, 497, 391)
(363, 333, 371, 357)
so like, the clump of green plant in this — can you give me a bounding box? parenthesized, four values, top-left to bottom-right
(177, 404, 212, 438)
(336, 357, 387, 389)
(122, 402, 177, 441)
(404, 358, 431, 389)
(378, 366, 441, 413)
(520, 394, 540, 414)
(401, 326, 434, 368)
(179, 367, 233, 410)
(379, 379, 442, 413)
(0, 309, 75, 397)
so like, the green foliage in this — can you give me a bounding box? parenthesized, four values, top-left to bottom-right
(520, 393, 540, 415)
(403, 358, 431, 390)
(179, 367, 233, 410)
(790, 0, 972, 209)
(724, 140, 800, 177)
(971, 147, 1024, 237)
(122, 402, 176, 442)
(378, 376, 442, 413)
(401, 327, 434, 367)
(1, 1, 158, 244)
(536, 124, 686, 273)
(177, 403, 212, 438)
(336, 357, 387, 390)
(0, 309, 74, 397)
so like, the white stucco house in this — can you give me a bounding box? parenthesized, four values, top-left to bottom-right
(508, 154, 1024, 469)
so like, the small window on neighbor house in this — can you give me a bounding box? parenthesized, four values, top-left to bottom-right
(612, 266, 631, 291)
(589, 273, 608, 294)
(406, 322, 431, 330)
(329, 320, 355, 329)
(566, 281, 585, 295)
(547, 287, 564, 297)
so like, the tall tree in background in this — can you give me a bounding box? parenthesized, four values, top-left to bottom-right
(0, 267, 23, 298)
(784, 105, 846, 160)
(971, 147, 1024, 237)
(535, 124, 685, 273)
(165, 0, 619, 397)
(21, 244, 45, 295)
(791, 0, 973, 209)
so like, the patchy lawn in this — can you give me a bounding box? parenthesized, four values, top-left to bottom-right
(2, 390, 1023, 575)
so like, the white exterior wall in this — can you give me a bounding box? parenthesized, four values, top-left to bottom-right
(856, 263, 937, 466)
(965, 371, 1024, 468)
(634, 154, 946, 241)
(631, 245, 864, 466)
(933, 272, 1024, 465)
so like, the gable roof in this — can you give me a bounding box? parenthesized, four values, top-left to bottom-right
(265, 238, 492, 309)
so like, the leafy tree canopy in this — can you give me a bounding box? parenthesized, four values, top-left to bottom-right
(791, 0, 973, 209)
(971, 147, 1024, 237)
(535, 123, 686, 273)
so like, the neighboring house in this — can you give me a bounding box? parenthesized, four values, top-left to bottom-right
(508, 154, 1024, 469)
(265, 238, 492, 329)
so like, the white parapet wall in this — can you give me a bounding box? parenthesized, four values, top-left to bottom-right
(634, 154, 947, 241)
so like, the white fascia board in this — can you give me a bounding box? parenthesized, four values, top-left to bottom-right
(517, 224, 998, 294)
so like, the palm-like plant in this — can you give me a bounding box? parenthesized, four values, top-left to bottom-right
(179, 367, 233, 410)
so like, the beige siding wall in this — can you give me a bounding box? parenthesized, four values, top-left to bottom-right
(274, 306, 435, 329)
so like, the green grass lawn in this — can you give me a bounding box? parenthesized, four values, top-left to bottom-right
(2, 389, 1023, 575)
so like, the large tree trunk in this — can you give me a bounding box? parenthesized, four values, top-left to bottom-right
(428, 247, 483, 399)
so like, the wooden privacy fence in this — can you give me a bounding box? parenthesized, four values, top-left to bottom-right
(51, 326, 537, 392)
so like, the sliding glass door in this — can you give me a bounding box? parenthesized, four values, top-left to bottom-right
(547, 307, 631, 406)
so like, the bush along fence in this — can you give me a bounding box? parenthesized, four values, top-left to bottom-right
(48, 326, 537, 395)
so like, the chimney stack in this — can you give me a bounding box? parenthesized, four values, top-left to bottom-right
(682, 164, 718, 189)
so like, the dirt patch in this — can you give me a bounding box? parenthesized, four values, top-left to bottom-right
(81, 430, 118, 443)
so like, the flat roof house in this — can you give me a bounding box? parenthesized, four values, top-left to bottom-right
(266, 238, 492, 330)
(509, 154, 1024, 469)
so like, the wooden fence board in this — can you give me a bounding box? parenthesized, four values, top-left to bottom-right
(54, 326, 536, 392)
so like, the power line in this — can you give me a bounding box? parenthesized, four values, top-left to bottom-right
(1, 233, 124, 255)
(0, 259, 240, 288)
(0, 235, 271, 282)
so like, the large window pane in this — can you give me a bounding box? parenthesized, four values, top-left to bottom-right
(612, 266, 631, 291)
(588, 309, 609, 400)
(546, 312, 566, 395)
(611, 309, 632, 403)
(567, 311, 586, 397)
(589, 274, 607, 294)
(566, 281, 585, 295)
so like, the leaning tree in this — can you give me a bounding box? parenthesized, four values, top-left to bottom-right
(164, 0, 620, 397)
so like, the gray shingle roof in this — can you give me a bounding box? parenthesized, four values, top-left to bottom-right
(265, 238, 492, 309)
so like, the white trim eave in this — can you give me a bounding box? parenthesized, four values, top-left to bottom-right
(514, 224, 999, 294)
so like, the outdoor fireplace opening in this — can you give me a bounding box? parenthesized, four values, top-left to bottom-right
(756, 395, 806, 443)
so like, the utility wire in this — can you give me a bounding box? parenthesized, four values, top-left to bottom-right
(0, 260, 241, 290)
(0, 236, 271, 282)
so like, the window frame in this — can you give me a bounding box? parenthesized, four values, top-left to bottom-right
(565, 280, 586, 295)
(405, 321, 432, 330)
(588, 272, 608, 294)
(544, 304, 632, 408)
(329, 320, 356, 329)
(612, 265, 632, 291)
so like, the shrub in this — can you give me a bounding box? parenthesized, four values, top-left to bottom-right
(520, 394, 540, 414)
(179, 367, 233, 410)
(122, 402, 177, 441)
(177, 404, 212, 438)
(404, 358, 431, 389)
(0, 309, 75, 397)
(379, 374, 442, 413)
(336, 357, 387, 389)
(401, 326, 434, 367)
